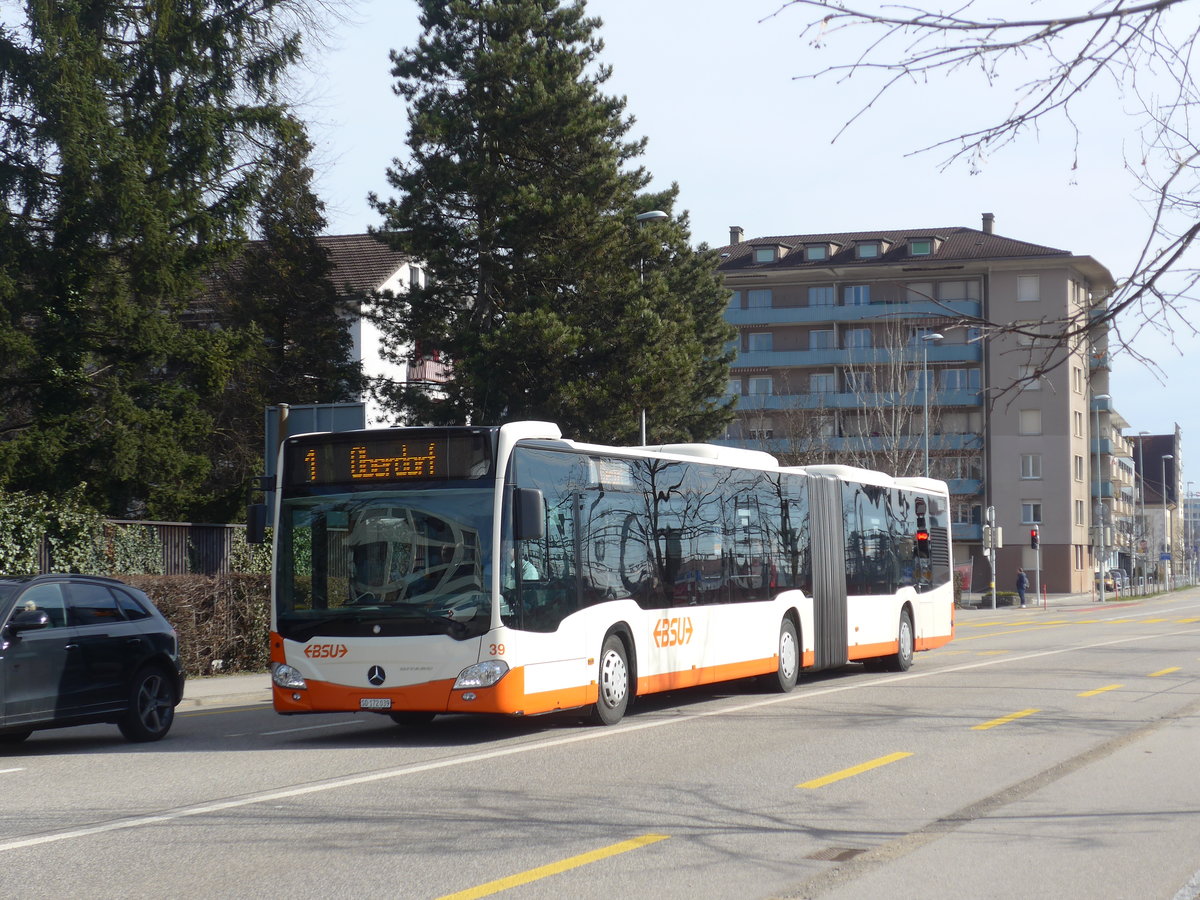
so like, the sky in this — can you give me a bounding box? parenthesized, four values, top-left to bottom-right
(295, 0, 1198, 477)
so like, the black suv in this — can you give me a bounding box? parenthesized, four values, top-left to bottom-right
(0, 574, 185, 744)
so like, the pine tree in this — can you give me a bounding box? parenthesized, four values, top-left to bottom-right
(370, 0, 734, 443)
(0, 1, 310, 518)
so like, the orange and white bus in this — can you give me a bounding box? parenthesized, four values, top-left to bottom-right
(266, 421, 954, 726)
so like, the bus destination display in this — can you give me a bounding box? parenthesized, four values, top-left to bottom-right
(286, 431, 493, 485)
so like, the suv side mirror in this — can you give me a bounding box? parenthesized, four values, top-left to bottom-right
(8, 609, 50, 633)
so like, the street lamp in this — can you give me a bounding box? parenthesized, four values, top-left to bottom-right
(635, 210, 668, 443)
(921, 332, 944, 478)
(1138, 431, 1148, 593)
(1093, 393, 1110, 602)
(1163, 453, 1174, 590)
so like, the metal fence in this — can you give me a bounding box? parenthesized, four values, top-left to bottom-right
(35, 520, 249, 576)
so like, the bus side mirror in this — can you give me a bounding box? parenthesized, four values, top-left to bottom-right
(247, 503, 267, 544)
(514, 488, 545, 541)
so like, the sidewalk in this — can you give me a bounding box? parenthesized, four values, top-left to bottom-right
(959, 588, 1158, 611)
(178, 672, 272, 711)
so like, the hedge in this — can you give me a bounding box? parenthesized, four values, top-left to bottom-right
(124, 574, 270, 678)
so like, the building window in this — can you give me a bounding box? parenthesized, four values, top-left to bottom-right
(808, 285, 835, 307)
(1019, 409, 1042, 435)
(408, 266, 423, 288)
(748, 428, 774, 440)
(727, 290, 741, 310)
(905, 282, 933, 303)
(809, 330, 835, 350)
(937, 280, 981, 301)
(727, 379, 741, 396)
(843, 284, 871, 306)
(1018, 365, 1041, 389)
(941, 368, 980, 390)
(953, 502, 983, 525)
(909, 239, 933, 256)
(1076, 499, 1085, 524)
(1017, 275, 1040, 302)
(844, 370, 873, 393)
(748, 332, 772, 352)
(856, 242, 880, 259)
(1074, 455, 1084, 481)
(1021, 454, 1042, 479)
(747, 288, 772, 308)
(754, 246, 776, 263)
(805, 245, 827, 261)
(844, 328, 872, 349)
(810, 373, 836, 393)
(1072, 366, 1084, 393)
(1073, 410, 1083, 437)
(748, 377, 772, 395)
(1021, 502, 1043, 524)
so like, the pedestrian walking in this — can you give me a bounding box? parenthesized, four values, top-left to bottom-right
(1016, 568, 1029, 608)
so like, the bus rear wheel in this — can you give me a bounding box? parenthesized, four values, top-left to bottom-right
(762, 617, 799, 692)
(591, 634, 630, 726)
(888, 609, 915, 672)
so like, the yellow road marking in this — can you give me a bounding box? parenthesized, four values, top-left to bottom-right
(797, 752, 912, 789)
(977, 650, 1011, 656)
(971, 708, 1040, 730)
(436, 834, 669, 900)
(1079, 684, 1123, 697)
(1149, 667, 1181, 677)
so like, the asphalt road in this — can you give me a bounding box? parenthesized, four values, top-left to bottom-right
(4, 592, 1200, 899)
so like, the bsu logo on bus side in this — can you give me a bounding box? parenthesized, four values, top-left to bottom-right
(653, 617, 694, 648)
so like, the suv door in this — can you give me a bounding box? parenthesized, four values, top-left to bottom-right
(1, 583, 83, 724)
(64, 581, 143, 715)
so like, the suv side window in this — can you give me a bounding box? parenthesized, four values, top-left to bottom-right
(15, 583, 68, 628)
(67, 582, 123, 627)
(113, 588, 152, 620)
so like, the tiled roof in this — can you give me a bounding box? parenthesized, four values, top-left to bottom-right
(717, 226, 1070, 271)
(317, 233, 410, 293)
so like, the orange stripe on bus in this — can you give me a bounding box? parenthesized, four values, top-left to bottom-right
(636, 656, 777, 695)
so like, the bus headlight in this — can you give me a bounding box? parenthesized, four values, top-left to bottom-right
(454, 659, 509, 689)
(271, 662, 308, 690)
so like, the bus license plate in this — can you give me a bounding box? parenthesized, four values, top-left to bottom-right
(359, 698, 392, 710)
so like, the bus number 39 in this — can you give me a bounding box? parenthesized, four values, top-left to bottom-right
(653, 617, 694, 648)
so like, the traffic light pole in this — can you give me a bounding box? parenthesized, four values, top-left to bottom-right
(1033, 523, 1042, 609)
(986, 505, 997, 610)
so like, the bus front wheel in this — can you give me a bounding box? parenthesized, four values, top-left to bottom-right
(888, 610, 915, 672)
(591, 634, 630, 726)
(762, 617, 799, 692)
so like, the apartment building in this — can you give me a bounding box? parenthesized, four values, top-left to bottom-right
(716, 214, 1117, 594)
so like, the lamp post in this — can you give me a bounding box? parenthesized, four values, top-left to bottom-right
(1138, 431, 1148, 594)
(921, 332, 944, 478)
(1094, 393, 1110, 603)
(1163, 453, 1174, 590)
(1188, 481, 1194, 586)
(635, 210, 668, 443)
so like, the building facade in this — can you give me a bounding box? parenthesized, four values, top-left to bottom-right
(716, 214, 1118, 594)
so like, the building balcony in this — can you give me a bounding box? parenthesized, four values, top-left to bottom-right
(716, 433, 984, 454)
(953, 523, 983, 543)
(726, 298, 982, 326)
(732, 388, 982, 410)
(731, 342, 982, 370)
(947, 478, 984, 496)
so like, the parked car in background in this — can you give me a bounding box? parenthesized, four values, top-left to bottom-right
(1095, 571, 1115, 593)
(0, 574, 185, 745)
(1109, 569, 1130, 592)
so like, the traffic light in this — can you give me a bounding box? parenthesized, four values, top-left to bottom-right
(1030, 525, 1040, 550)
(915, 498, 929, 557)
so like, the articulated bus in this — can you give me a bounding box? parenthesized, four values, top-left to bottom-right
(265, 421, 954, 726)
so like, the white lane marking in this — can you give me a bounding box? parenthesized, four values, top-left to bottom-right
(0, 623, 1195, 854)
(0, 768, 25, 775)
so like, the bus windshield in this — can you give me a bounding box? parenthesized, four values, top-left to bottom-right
(275, 483, 495, 642)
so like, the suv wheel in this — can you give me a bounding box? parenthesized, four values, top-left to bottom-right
(118, 667, 177, 743)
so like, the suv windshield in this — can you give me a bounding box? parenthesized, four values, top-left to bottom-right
(276, 484, 495, 642)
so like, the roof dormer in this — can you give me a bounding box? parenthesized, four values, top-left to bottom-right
(802, 242, 841, 262)
(854, 238, 892, 260)
(907, 235, 943, 257)
(751, 243, 790, 264)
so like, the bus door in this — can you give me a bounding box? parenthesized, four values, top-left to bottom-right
(808, 473, 848, 669)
